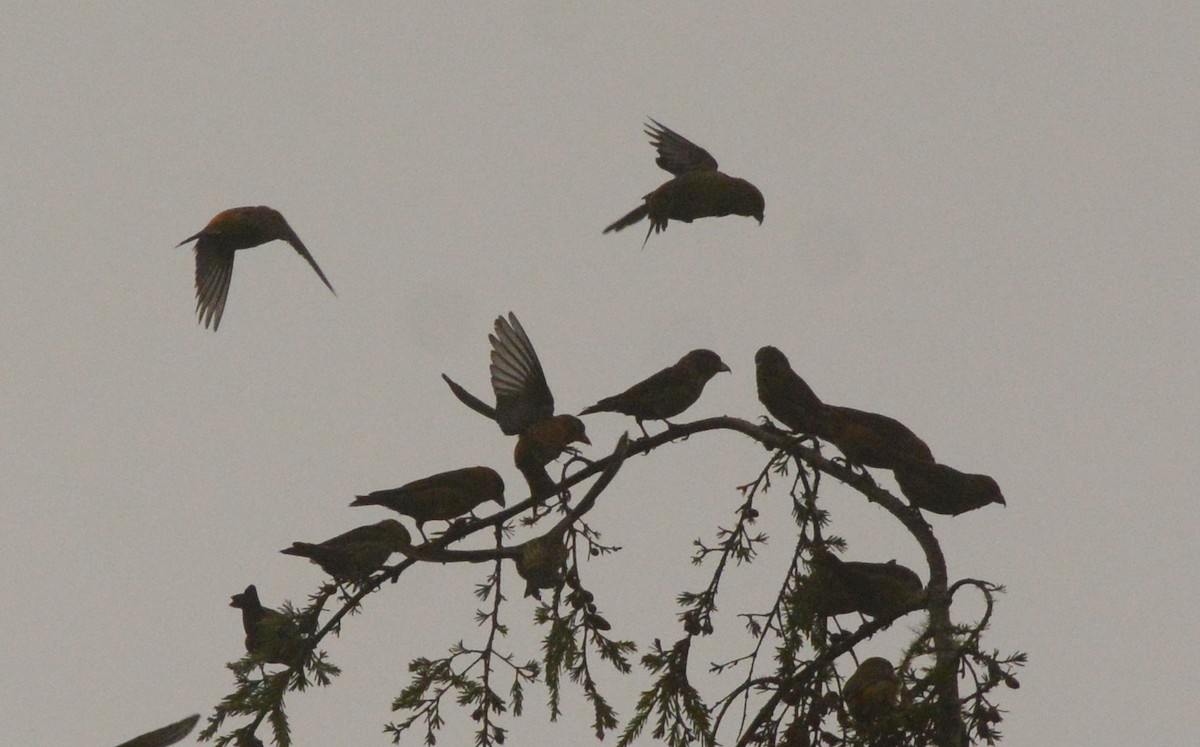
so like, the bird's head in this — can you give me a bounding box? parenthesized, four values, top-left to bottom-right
(683, 349, 731, 378)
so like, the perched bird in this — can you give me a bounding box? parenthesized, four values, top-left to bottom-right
(755, 345, 827, 434)
(819, 405, 935, 470)
(176, 206, 335, 330)
(806, 548, 924, 620)
(604, 119, 764, 247)
(755, 346, 934, 470)
(351, 466, 506, 540)
(113, 713, 199, 747)
(843, 658, 901, 726)
(442, 313, 591, 495)
(581, 349, 730, 437)
(281, 519, 412, 583)
(894, 462, 1006, 516)
(228, 585, 302, 665)
(514, 532, 569, 600)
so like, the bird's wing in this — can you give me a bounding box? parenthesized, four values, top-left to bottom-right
(194, 244, 235, 331)
(441, 374, 498, 420)
(282, 230, 336, 296)
(112, 713, 200, 747)
(489, 313, 555, 434)
(646, 118, 719, 175)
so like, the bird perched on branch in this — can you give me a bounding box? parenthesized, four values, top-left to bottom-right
(112, 713, 199, 747)
(228, 585, 302, 665)
(442, 313, 590, 496)
(755, 345, 827, 434)
(894, 461, 1006, 516)
(581, 349, 730, 437)
(754, 345, 934, 470)
(604, 119, 764, 247)
(843, 657, 901, 727)
(805, 548, 924, 620)
(176, 206, 335, 330)
(351, 466, 506, 540)
(281, 519, 412, 583)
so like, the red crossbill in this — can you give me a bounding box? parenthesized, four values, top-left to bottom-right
(605, 119, 764, 247)
(281, 519, 412, 582)
(843, 657, 901, 726)
(894, 461, 1005, 516)
(228, 585, 302, 665)
(176, 206, 335, 330)
(112, 713, 199, 747)
(351, 466, 505, 540)
(580, 349, 730, 437)
(806, 548, 924, 620)
(442, 314, 591, 493)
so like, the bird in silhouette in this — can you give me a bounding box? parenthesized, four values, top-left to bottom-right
(755, 345, 827, 434)
(112, 714, 199, 747)
(843, 657, 901, 727)
(819, 405, 935, 471)
(806, 548, 924, 620)
(604, 119, 764, 247)
(176, 206, 335, 330)
(351, 466, 506, 540)
(228, 585, 302, 665)
(514, 531, 569, 600)
(894, 462, 1006, 516)
(581, 349, 730, 437)
(281, 519, 412, 583)
(442, 313, 591, 495)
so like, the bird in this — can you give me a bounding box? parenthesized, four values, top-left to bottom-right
(580, 349, 730, 437)
(112, 713, 199, 747)
(280, 519, 412, 583)
(351, 466, 506, 540)
(843, 657, 901, 727)
(805, 548, 924, 620)
(228, 585, 302, 665)
(513, 531, 569, 600)
(176, 206, 335, 330)
(818, 405, 935, 471)
(755, 345, 827, 434)
(442, 313, 591, 495)
(755, 346, 934, 470)
(893, 462, 1005, 516)
(604, 119, 764, 247)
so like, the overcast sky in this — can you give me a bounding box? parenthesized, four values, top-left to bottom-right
(3, 4, 1197, 745)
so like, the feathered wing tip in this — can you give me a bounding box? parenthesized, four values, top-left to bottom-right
(194, 247, 234, 331)
(603, 203, 648, 234)
(282, 228, 336, 296)
(112, 713, 200, 747)
(644, 118, 719, 175)
(489, 312, 554, 433)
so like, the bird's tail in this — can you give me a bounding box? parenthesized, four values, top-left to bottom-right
(603, 204, 648, 234)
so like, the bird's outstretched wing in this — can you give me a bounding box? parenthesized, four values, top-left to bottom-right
(646, 118, 719, 175)
(489, 313, 555, 435)
(113, 713, 199, 747)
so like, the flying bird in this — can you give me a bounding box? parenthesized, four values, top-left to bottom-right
(228, 585, 302, 665)
(442, 313, 591, 495)
(112, 713, 199, 747)
(580, 349, 730, 437)
(351, 466, 506, 540)
(843, 657, 901, 727)
(176, 206, 335, 330)
(281, 519, 413, 583)
(604, 119, 764, 247)
(894, 461, 1006, 516)
(755, 345, 827, 434)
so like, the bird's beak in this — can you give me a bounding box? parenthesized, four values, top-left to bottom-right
(580, 434, 592, 446)
(719, 363, 732, 373)
(756, 215, 764, 225)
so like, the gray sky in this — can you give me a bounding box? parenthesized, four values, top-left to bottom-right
(3, 4, 1197, 745)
